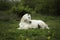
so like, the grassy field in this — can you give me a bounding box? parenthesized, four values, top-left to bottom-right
(0, 14, 60, 40)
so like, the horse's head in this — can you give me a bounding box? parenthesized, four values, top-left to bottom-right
(21, 13, 31, 23)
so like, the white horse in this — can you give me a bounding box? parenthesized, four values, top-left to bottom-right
(17, 13, 31, 29)
(17, 13, 49, 29)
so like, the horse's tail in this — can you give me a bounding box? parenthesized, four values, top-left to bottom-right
(46, 26, 49, 29)
(45, 24, 49, 29)
(38, 22, 49, 29)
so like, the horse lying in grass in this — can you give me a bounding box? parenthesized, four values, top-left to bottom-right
(17, 13, 49, 29)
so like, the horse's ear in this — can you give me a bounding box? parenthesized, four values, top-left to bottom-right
(26, 11, 31, 14)
(28, 13, 30, 15)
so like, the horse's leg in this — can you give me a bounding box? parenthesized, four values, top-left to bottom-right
(38, 24, 41, 29)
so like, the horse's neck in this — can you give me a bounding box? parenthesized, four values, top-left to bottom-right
(20, 19, 24, 22)
(20, 17, 25, 23)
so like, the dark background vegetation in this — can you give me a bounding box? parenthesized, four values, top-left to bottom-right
(0, 0, 60, 40)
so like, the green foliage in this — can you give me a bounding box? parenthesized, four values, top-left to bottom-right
(0, 0, 60, 40)
(0, 14, 60, 40)
(22, 0, 60, 16)
(0, 1, 13, 11)
(0, 0, 60, 16)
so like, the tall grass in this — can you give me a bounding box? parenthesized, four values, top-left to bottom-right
(0, 14, 60, 40)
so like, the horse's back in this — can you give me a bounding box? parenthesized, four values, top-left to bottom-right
(31, 20, 44, 23)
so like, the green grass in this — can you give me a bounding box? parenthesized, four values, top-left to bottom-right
(0, 14, 60, 40)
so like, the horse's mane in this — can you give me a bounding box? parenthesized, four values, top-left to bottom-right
(20, 10, 31, 20)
